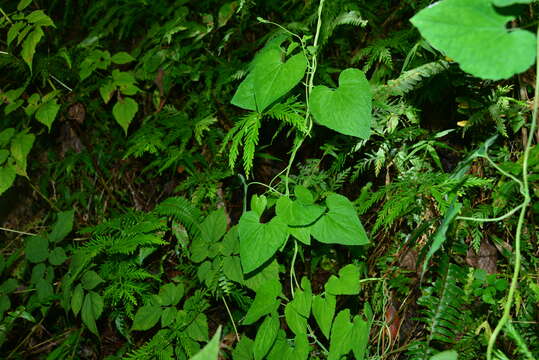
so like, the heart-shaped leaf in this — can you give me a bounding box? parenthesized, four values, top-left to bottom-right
(113, 97, 138, 134)
(328, 309, 354, 360)
(312, 294, 336, 339)
(311, 193, 369, 246)
(310, 68, 372, 139)
(325, 264, 361, 296)
(275, 196, 325, 245)
(238, 211, 288, 273)
(35, 99, 60, 131)
(231, 48, 307, 113)
(411, 0, 537, 80)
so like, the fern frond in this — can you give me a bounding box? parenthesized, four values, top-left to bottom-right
(124, 329, 173, 360)
(418, 258, 467, 344)
(242, 112, 261, 176)
(154, 196, 202, 239)
(194, 115, 217, 145)
(333, 10, 368, 27)
(265, 98, 307, 134)
(220, 111, 261, 175)
(383, 61, 449, 96)
(109, 233, 167, 254)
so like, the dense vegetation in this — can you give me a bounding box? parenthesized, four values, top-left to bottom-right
(0, 0, 538, 359)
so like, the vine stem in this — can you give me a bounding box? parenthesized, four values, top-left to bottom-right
(0, 7, 13, 24)
(0, 226, 37, 236)
(289, 240, 299, 298)
(486, 24, 538, 360)
(284, 0, 325, 196)
(221, 295, 240, 342)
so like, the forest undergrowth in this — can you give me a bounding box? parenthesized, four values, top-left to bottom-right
(0, 0, 538, 359)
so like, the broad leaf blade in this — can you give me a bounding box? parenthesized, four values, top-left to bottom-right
(238, 211, 288, 273)
(411, 0, 537, 80)
(311, 193, 369, 246)
(310, 68, 372, 139)
(191, 326, 222, 360)
(132, 305, 162, 331)
(253, 314, 279, 360)
(112, 97, 138, 134)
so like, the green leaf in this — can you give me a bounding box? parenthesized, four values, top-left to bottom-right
(191, 326, 222, 360)
(0, 128, 15, 147)
(311, 193, 369, 246)
(7, 23, 26, 46)
(243, 259, 281, 292)
(231, 74, 256, 111)
(0, 295, 10, 315)
(25, 236, 49, 263)
(294, 186, 314, 204)
(310, 68, 372, 139)
(284, 278, 312, 336)
(21, 27, 44, 70)
(253, 314, 279, 360)
(430, 350, 458, 360)
(253, 49, 307, 112)
(232, 335, 254, 360)
(81, 271, 104, 290)
(289, 333, 310, 360)
(218, 2, 238, 27)
(10, 131, 35, 176)
(232, 48, 308, 112)
(17, 0, 32, 11)
(243, 279, 281, 325)
(0, 150, 9, 165)
(49, 210, 74, 242)
(71, 284, 84, 316)
(238, 211, 288, 273)
(81, 291, 103, 335)
(26, 11, 54, 27)
(325, 264, 361, 295)
(493, 0, 533, 4)
(48, 247, 67, 265)
(201, 208, 228, 243)
(312, 294, 336, 339)
(421, 201, 462, 277)
(0, 165, 16, 196)
(36, 99, 60, 131)
(186, 313, 209, 341)
(111, 52, 135, 64)
(36, 278, 53, 302)
(266, 330, 293, 360)
(157, 283, 184, 307)
(410, 0, 537, 80)
(328, 309, 354, 360)
(132, 305, 162, 331)
(275, 196, 325, 245)
(99, 80, 116, 104)
(161, 307, 176, 327)
(0, 279, 18, 294)
(250, 194, 267, 218)
(112, 97, 138, 134)
(351, 315, 370, 360)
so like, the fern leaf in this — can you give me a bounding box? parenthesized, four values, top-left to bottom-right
(265, 98, 307, 134)
(384, 61, 449, 96)
(418, 258, 467, 344)
(154, 196, 202, 239)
